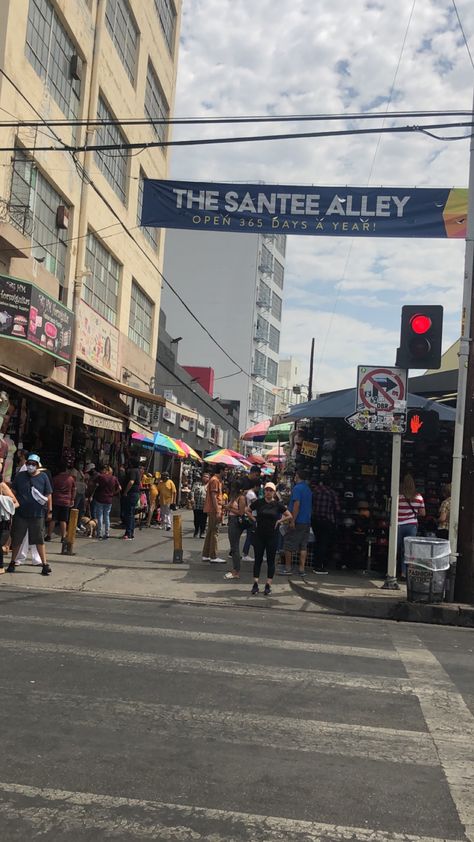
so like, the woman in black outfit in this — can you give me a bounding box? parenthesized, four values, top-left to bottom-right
(248, 482, 291, 595)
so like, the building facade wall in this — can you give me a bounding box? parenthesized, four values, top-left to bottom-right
(0, 0, 181, 392)
(162, 228, 286, 432)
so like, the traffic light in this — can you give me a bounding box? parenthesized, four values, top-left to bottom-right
(396, 305, 443, 369)
(405, 409, 439, 440)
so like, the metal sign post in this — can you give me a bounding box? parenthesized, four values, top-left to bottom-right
(346, 364, 408, 588)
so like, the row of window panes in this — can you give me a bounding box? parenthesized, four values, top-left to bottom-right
(129, 280, 153, 353)
(255, 315, 269, 342)
(94, 96, 128, 202)
(269, 324, 280, 354)
(85, 232, 154, 351)
(144, 62, 168, 143)
(9, 148, 67, 284)
(260, 244, 273, 273)
(273, 259, 284, 289)
(253, 351, 278, 386)
(105, 0, 139, 84)
(258, 280, 271, 307)
(26, 0, 81, 119)
(274, 234, 286, 256)
(154, 0, 177, 52)
(137, 171, 159, 249)
(271, 292, 282, 321)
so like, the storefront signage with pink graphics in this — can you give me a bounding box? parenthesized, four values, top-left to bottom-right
(77, 301, 119, 377)
(0, 274, 73, 363)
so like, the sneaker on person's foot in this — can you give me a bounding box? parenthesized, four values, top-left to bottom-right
(6, 562, 15, 573)
(264, 583, 272, 595)
(209, 557, 226, 564)
(41, 564, 52, 576)
(241, 555, 253, 561)
(251, 582, 259, 595)
(312, 567, 328, 575)
(278, 567, 293, 575)
(201, 556, 211, 561)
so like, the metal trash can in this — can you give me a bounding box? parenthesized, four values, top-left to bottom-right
(404, 537, 451, 604)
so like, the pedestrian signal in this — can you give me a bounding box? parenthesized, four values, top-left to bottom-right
(396, 305, 443, 369)
(405, 409, 439, 440)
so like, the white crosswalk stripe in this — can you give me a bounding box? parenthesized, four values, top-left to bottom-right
(0, 782, 465, 842)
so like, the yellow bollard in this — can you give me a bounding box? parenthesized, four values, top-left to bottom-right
(62, 507, 79, 555)
(172, 514, 183, 563)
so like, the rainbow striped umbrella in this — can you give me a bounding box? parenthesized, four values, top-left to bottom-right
(132, 431, 185, 456)
(205, 448, 251, 467)
(174, 439, 201, 461)
(204, 451, 246, 468)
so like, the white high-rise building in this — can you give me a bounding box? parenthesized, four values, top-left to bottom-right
(275, 356, 307, 415)
(162, 229, 287, 431)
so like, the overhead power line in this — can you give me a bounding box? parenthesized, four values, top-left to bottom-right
(0, 120, 473, 154)
(0, 109, 471, 129)
(452, 0, 474, 71)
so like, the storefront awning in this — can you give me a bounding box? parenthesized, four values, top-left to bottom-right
(164, 400, 197, 421)
(81, 369, 165, 406)
(0, 370, 125, 432)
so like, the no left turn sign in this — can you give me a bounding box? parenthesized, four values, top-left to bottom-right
(357, 366, 407, 412)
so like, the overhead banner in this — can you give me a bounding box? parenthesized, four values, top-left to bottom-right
(142, 179, 468, 239)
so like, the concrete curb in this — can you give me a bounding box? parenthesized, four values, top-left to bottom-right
(288, 579, 474, 628)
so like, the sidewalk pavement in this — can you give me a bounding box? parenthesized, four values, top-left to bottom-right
(2, 510, 472, 624)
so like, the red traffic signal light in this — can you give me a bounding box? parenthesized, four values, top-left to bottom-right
(396, 305, 443, 369)
(410, 314, 432, 334)
(405, 409, 439, 440)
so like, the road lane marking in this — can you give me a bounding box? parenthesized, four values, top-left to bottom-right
(0, 612, 401, 662)
(0, 638, 414, 695)
(0, 686, 437, 766)
(0, 782, 465, 842)
(392, 630, 474, 842)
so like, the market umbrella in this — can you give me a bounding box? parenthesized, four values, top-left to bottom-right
(131, 431, 186, 456)
(265, 445, 286, 462)
(247, 453, 266, 464)
(241, 419, 271, 441)
(286, 389, 457, 421)
(204, 451, 246, 468)
(174, 439, 202, 461)
(205, 448, 252, 467)
(264, 422, 293, 443)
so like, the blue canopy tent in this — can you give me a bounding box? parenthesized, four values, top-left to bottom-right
(287, 389, 456, 422)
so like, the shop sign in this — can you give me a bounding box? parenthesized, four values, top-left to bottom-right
(0, 274, 73, 363)
(77, 301, 119, 377)
(83, 410, 124, 432)
(142, 179, 468, 240)
(357, 366, 407, 413)
(300, 440, 318, 458)
(346, 409, 407, 434)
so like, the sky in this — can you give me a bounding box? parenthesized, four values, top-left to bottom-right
(166, 0, 474, 394)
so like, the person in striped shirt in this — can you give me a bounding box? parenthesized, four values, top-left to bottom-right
(397, 474, 425, 578)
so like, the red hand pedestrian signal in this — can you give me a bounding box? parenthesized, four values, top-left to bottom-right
(410, 414, 423, 434)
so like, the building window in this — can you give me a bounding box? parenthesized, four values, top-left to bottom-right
(105, 0, 139, 84)
(253, 349, 266, 377)
(84, 232, 120, 323)
(274, 234, 286, 256)
(264, 390, 276, 416)
(137, 171, 159, 249)
(154, 0, 176, 53)
(94, 96, 128, 202)
(258, 280, 271, 308)
(269, 324, 280, 353)
(260, 244, 273, 273)
(255, 315, 269, 343)
(266, 358, 278, 386)
(271, 292, 282, 321)
(251, 384, 264, 414)
(26, 0, 81, 118)
(273, 259, 284, 289)
(129, 280, 153, 353)
(145, 62, 169, 144)
(9, 148, 68, 284)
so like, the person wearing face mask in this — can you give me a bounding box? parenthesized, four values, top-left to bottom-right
(6, 453, 53, 576)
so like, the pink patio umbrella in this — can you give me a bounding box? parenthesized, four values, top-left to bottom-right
(240, 419, 271, 441)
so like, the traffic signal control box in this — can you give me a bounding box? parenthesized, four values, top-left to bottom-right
(396, 305, 443, 369)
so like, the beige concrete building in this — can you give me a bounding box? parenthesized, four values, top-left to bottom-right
(0, 0, 181, 437)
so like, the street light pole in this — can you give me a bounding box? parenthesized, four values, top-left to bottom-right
(308, 338, 315, 401)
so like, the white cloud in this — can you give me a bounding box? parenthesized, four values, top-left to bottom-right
(169, 0, 474, 391)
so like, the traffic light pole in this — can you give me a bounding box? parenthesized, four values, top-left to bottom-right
(450, 89, 474, 603)
(383, 432, 401, 589)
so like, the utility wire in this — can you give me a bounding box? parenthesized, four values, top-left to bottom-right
(0, 109, 471, 128)
(1, 120, 473, 153)
(156, 358, 240, 431)
(452, 0, 474, 70)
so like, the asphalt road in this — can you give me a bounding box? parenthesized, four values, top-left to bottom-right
(0, 589, 473, 841)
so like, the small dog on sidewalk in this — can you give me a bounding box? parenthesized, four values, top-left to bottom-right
(80, 516, 97, 538)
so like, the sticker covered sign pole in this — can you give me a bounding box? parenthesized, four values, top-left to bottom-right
(383, 433, 402, 590)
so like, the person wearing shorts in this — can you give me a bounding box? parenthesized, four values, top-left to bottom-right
(7, 453, 53, 576)
(281, 469, 313, 576)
